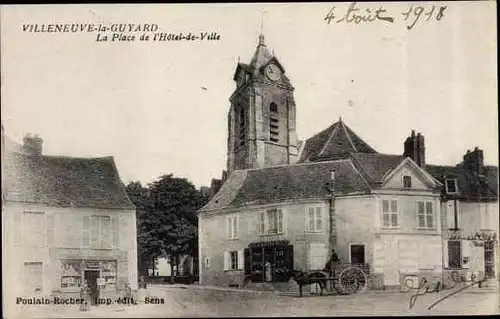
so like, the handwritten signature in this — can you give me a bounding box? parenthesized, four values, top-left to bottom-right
(324, 2, 447, 30)
(408, 273, 487, 310)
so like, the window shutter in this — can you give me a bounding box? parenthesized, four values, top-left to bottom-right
(426, 202, 434, 228)
(233, 215, 238, 238)
(238, 250, 244, 270)
(244, 248, 251, 275)
(223, 251, 229, 270)
(227, 217, 231, 239)
(111, 216, 119, 248)
(417, 201, 425, 228)
(90, 216, 99, 248)
(82, 216, 90, 247)
(277, 209, 283, 234)
(308, 207, 314, 232)
(259, 212, 265, 235)
(316, 207, 323, 231)
(47, 214, 54, 246)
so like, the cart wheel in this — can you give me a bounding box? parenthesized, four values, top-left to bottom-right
(338, 267, 367, 294)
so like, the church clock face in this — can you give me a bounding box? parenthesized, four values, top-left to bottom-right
(265, 64, 281, 81)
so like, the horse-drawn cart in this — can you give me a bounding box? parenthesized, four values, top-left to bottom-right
(293, 263, 369, 297)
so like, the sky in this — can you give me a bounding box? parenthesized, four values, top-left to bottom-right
(1, 2, 497, 188)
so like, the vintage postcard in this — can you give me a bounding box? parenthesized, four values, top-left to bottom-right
(1, 2, 498, 318)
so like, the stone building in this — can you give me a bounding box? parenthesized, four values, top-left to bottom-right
(2, 129, 138, 311)
(196, 35, 498, 290)
(425, 147, 499, 280)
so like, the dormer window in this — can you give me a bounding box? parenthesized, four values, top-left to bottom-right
(403, 175, 412, 188)
(445, 178, 458, 194)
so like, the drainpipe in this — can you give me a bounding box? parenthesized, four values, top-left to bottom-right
(329, 170, 336, 253)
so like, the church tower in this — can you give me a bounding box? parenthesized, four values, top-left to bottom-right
(227, 35, 299, 173)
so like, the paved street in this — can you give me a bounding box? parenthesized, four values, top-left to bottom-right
(7, 283, 499, 318)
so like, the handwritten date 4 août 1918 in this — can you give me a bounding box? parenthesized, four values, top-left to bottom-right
(325, 2, 447, 30)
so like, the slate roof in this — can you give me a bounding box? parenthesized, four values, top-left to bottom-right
(299, 119, 377, 163)
(3, 152, 134, 209)
(350, 153, 405, 185)
(425, 164, 498, 201)
(250, 35, 273, 70)
(200, 159, 371, 211)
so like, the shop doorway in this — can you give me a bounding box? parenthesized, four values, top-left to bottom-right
(84, 270, 100, 304)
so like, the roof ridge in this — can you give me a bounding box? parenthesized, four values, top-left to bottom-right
(340, 120, 357, 151)
(240, 158, 353, 173)
(317, 122, 340, 157)
(17, 153, 115, 161)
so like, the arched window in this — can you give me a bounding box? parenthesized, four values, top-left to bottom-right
(270, 102, 278, 113)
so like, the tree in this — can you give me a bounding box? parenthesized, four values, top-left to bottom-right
(125, 181, 156, 277)
(125, 175, 209, 283)
(149, 174, 207, 282)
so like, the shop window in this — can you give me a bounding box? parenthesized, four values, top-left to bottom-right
(101, 261, 117, 291)
(60, 260, 83, 289)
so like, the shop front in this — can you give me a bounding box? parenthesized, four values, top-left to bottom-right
(57, 259, 118, 301)
(244, 240, 294, 283)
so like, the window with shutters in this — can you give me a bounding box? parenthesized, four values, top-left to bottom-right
(82, 215, 112, 249)
(417, 201, 435, 229)
(259, 208, 284, 236)
(224, 250, 243, 271)
(227, 214, 239, 240)
(381, 199, 398, 228)
(23, 211, 45, 247)
(306, 206, 324, 232)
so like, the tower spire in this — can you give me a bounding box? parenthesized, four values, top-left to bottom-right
(258, 10, 267, 46)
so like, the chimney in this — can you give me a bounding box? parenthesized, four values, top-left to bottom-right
(22, 133, 43, 156)
(403, 130, 425, 167)
(463, 147, 484, 173)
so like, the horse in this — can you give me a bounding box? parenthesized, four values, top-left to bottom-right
(290, 269, 330, 295)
